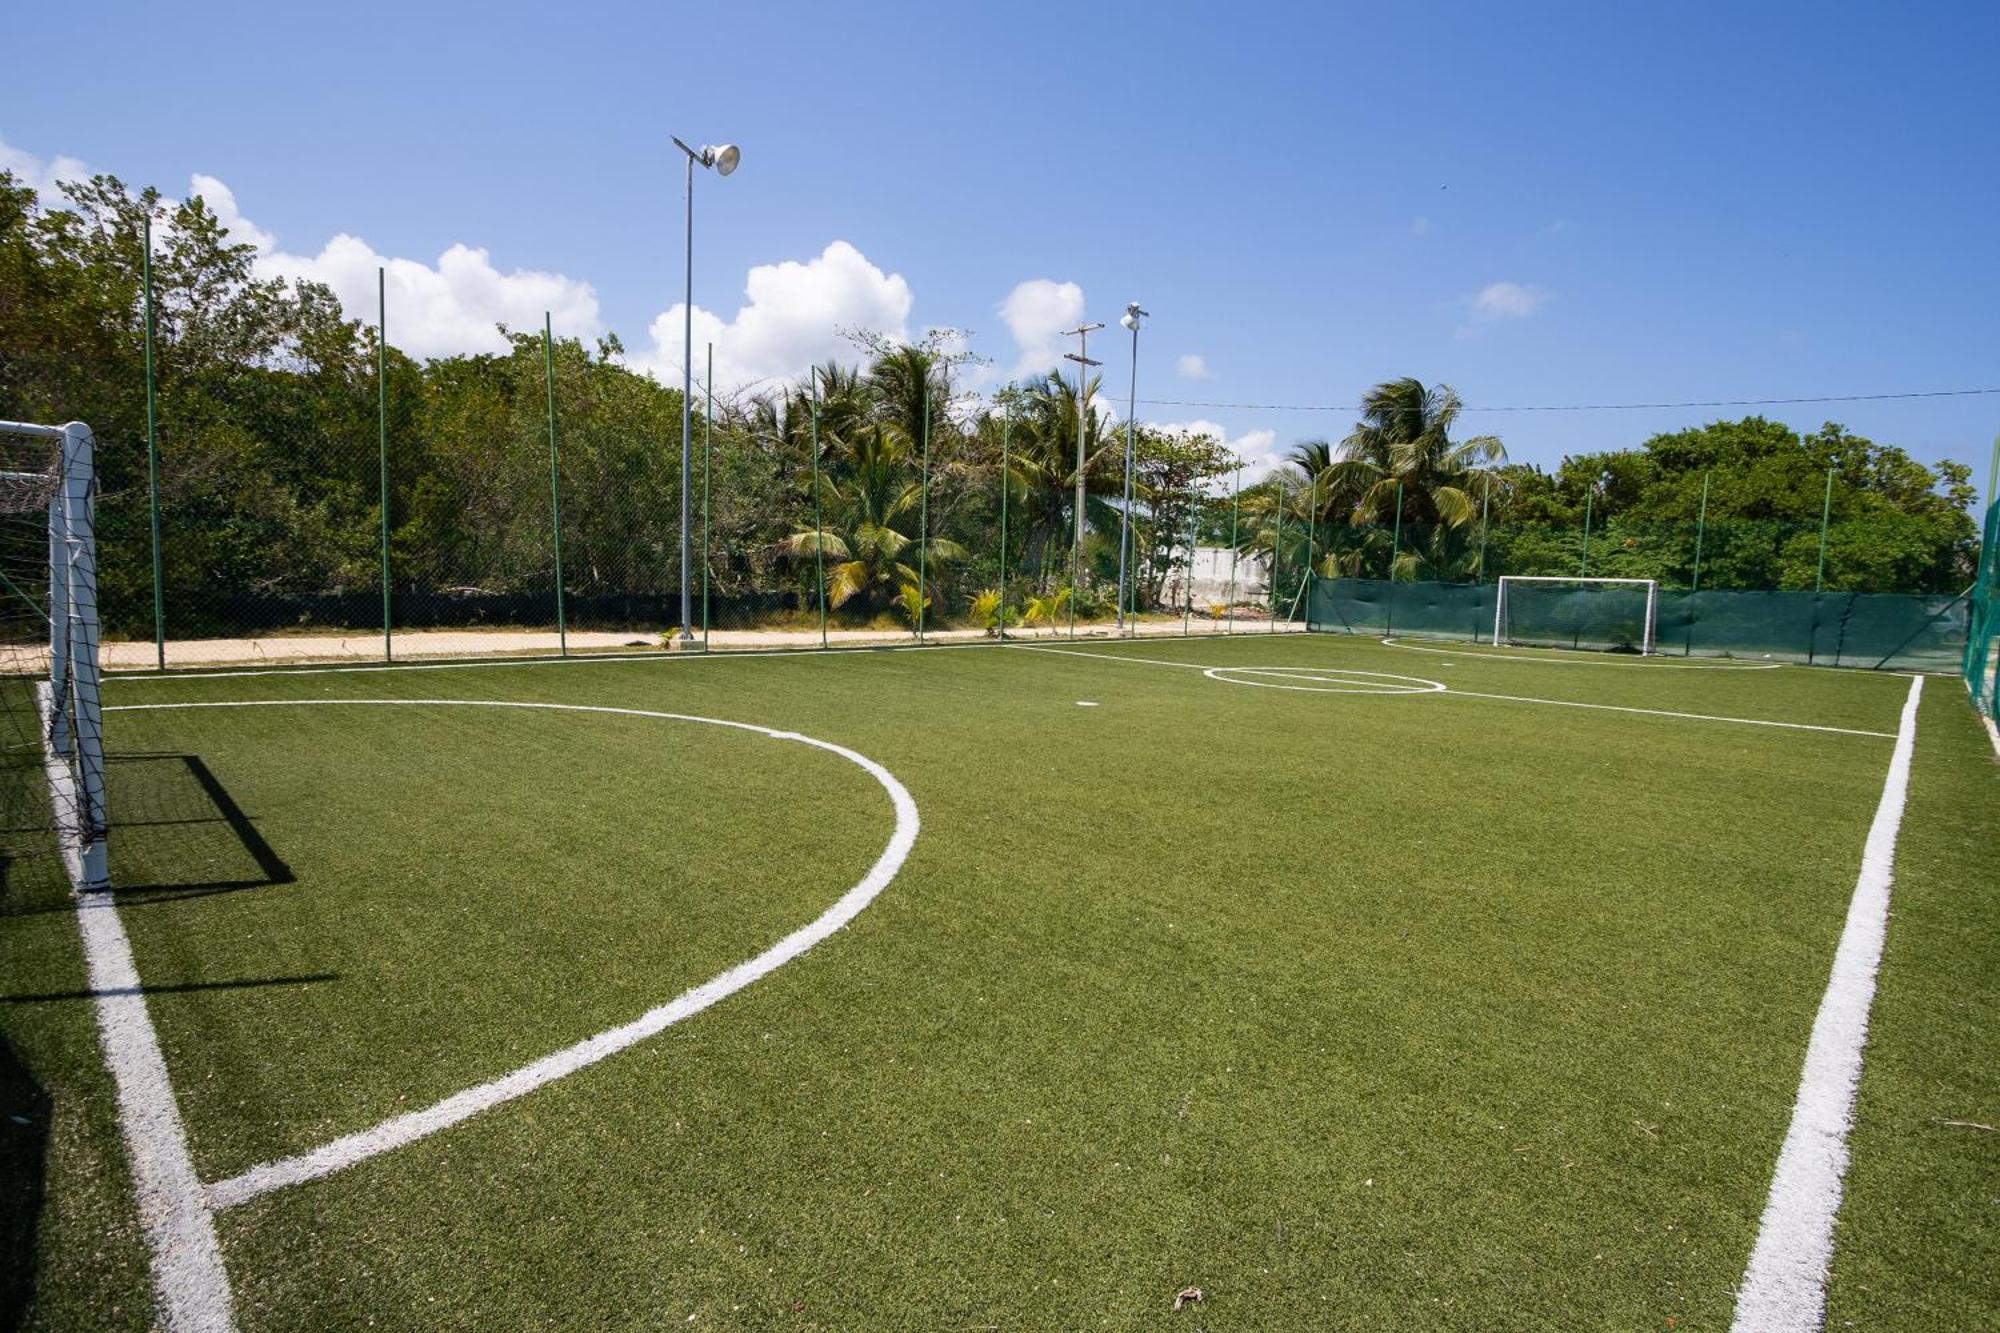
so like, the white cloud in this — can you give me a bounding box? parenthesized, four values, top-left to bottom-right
(1410, 216, 1432, 237)
(637, 240, 912, 392)
(1148, 417, 1282, 485)
(1471, 280, 1548, 319)
(1175, 353, 1212, 380)
(0, 136, 89, 201)
(998, 278, 1085, 378)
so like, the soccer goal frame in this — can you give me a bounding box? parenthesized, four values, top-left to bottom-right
(1492, 575, 1659, 656)
(1, 419, 108, 890)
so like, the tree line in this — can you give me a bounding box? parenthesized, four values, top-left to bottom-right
(1, 171, 1978, 641)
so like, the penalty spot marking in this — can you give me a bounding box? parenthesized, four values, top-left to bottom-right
(1076, 700, 1099, 707)
(1381, 637, 1783, 670)
(1730, 673, 1922, 1331)
(1204, 666, 1446, 695)
(98, 698, 918, 1213)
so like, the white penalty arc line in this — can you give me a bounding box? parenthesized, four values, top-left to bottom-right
(100, 699, 919, 1211)
(1380, 637, 1784, 670)
(1730, 673, 1923, 1331)
(40, 685, 237, 1332)
(1015, 643, 1895, 738)
(1203, 666, 1447, 695)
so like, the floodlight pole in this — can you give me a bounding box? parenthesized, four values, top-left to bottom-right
(1116, 304, 1147, 634)
(141, 213, 165, 670)
(1062, 322, 1104, 638)
(671, 135, 738, 644)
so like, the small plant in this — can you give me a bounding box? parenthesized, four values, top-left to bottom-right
(893, 581, 930, 628)
(1021, 585, 1072, 632)
(969, 588, 1020, 637)
(1206, 601, 1230, 620)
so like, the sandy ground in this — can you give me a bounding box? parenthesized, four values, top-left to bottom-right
(100, 616, 1299, 671)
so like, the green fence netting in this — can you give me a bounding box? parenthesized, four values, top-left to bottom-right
(1308, 576, 1969, 671)
(1965, 499, 2000, 715)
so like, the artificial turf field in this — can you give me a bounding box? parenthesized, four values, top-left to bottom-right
(2, 632, 1995, 1330)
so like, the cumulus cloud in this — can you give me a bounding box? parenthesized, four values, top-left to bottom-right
(1175, 353, 1212, 380)
(636, 241, 913, 391)
(1471, 280, 1548, 319)
(0, 135, 89, 201)
(1149, 418, 1282, 484)
(997, 278, 1086, 378)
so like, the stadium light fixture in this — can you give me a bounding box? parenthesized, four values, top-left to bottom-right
(670, 136, 741, 642)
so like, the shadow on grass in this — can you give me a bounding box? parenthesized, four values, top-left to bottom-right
(0, 973, 339, 1005)
(0, 1032, 49, 1331)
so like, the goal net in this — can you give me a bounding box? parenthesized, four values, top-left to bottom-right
(0, 420, 108, 890)
(1493, 576, 1658, 655)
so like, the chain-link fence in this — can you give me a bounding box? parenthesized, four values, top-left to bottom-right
(1965, 497, 2000, 713)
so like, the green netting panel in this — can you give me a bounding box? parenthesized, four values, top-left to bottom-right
(1499, 581, 1654, 652)
(1309, 578, 1489, 640)
(1309, 576, 1967, 671)
(1965, 499, 2000, 714)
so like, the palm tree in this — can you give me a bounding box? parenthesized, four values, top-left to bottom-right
(1320, 378, 1506, 579)
(777, 421, 966, 613)
(1001, 371, 1125, 591)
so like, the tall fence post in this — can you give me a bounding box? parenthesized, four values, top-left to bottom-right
(1269, 477, 1284, 633)
(810, 371, 828, 650)
(141, 213, 166, 670)
(998, 413, 1010, 639)
(1814, 464, 1835, 592)
(701, 342, 713, 652)
(1183, 482, 1197, 635)
(917, 386, 930, 643)
(1225, 462, 1241, 635)
(544, 312, 567, 657)
(1302, 470, 1316, 624)
(1476, 472, 1490, 584)
(1690, 470, 1710, 593)
(1389, 480, 1403, 576)
(1579, 485, 1594, 577)
(377, 267, 392, 663)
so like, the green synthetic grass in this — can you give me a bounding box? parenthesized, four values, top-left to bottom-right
(1, 634, 1993, 1329)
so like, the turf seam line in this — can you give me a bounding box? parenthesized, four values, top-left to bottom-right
(102, 699, 918, 1209)
(38, 685, 238, 1332)
(1729, 673, 1923, 1332)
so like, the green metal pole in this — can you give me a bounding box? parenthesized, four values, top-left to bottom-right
(1814, 465, 1834, 592)
(544, 313, 567, 657)
(701, 342, 713, 652)
(1183, 484, 1197, 635)
(1225, 464, 1241, 634)
(1579, 486, 1594, 577)
(377, 267, 391, 662)
(1270, 478, 1284, 633)
(1389, 480, 1403, 577)
(1690, 471, 1709, 593)
(998, 415, 1010, 640)
(810, 373, 828, 649)
(1476, 472, 1491, 584)
(918, 386, 930, 643)
(141, 213, 165, 670)
(1301, 475, 1316, 629)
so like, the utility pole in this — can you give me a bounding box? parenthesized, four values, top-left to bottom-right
(1061, 321, 1104, 638)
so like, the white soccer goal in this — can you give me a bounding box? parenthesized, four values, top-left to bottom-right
(1, 419, 108, 890)
(1492, 576, 1659, 655)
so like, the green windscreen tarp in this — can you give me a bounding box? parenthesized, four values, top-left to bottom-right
(1309, 576, 1968, 671)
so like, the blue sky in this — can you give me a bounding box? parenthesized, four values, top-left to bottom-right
(7, 0, 1998, 492)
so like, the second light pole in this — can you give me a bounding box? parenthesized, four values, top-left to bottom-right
(670, 135, 739, 643)
(1115, 302, 1147, 633)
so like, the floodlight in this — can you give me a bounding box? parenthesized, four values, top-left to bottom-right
(709, 144, 740, 176)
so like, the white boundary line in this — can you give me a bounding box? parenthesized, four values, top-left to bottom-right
(37, 685, 237, 1332)
(1381, 637, 1783, 670)
(1730, 674, 1923, 1331)
(1013, 643, 1895, 739)
(100, 699, 918, 1211)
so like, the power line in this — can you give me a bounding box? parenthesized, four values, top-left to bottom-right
(1136, 386, 2000, 415)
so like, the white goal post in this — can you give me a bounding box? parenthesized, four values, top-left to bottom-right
(1, 419, 109, 890)
(1492, 576, 1659, 656)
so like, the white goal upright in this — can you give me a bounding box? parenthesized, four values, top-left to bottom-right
(1492, 576, 1658, 655)
(0, 419, 109, 890)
